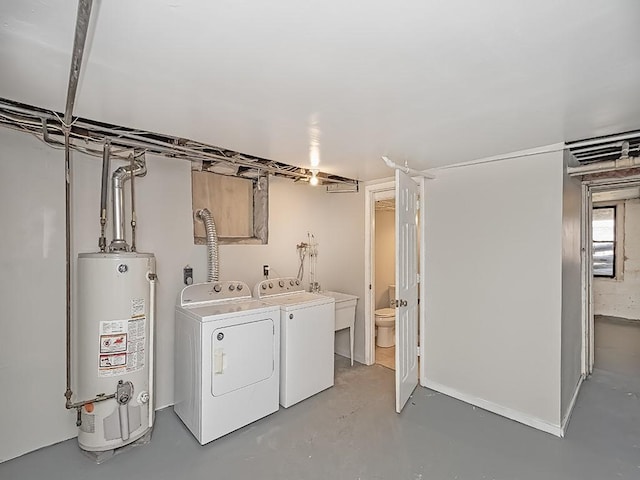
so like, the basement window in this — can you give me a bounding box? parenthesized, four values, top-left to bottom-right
(192, 169, 268, 245)
(592, 207, 616, 277)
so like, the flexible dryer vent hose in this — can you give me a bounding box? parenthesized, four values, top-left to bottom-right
(196, 208, 219, 282)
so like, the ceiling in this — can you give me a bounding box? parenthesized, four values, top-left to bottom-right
(1, 0, 639, 181)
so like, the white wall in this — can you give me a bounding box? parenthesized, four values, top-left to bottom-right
(423, 150, 565, 430)
(593, 199, 640, 320)
(0, 128, 365, 462)
(560, 151, 583, 423)
(374, 208, 394, 310)
(0, 128, 77, 463)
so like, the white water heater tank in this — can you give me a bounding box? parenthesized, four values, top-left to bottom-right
(76, 252, 156, 452)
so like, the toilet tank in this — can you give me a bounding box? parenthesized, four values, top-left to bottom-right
(388, 285, 396, 308)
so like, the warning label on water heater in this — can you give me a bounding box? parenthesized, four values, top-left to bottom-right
(98, 317, 146, 377)
(131, 298, 145, 317)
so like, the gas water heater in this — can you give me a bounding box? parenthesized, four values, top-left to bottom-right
(76, 252, 156, 452)
(69, 148, 156, 457)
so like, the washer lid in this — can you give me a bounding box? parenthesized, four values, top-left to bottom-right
(375, 307, 395, 317)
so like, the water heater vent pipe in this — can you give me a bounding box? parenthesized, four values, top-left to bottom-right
(110, 155, 146, 252)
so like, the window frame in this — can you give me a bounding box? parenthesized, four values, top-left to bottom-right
(592, 202, 625, 281)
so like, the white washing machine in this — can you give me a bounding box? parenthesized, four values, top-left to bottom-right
(254, 277, 335, 408)
(174, 281, 280, 445)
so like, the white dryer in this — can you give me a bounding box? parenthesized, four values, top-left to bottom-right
(174, 281, 280, 445)
(254, 277, 335, 408)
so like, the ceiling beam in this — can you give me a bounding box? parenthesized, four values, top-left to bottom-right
(64, 0, 93, 125)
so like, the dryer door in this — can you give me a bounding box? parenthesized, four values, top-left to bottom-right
(211, 319, 275, 396)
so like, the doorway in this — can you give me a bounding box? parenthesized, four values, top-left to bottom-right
(364, 180, 424, 369)
(583, 180, 640, 376)
(364, 172, 425, 413)
(373, 197, 396, 369)
(364, 181, 395, 367)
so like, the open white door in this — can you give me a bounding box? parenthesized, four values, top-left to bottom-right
(395, 169, 419, 413)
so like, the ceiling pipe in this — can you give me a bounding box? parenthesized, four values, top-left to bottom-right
(0, 99, 360, 187)
(571, 141, 638, 163)
(382, 156, 436, 179)
(573, 149, 634, 163)
(567, 132, 640, 151)
(567, 155, 640, 176)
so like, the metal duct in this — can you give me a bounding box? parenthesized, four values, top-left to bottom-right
(196, 208, 219, 283)
(110, 156, 147, 251)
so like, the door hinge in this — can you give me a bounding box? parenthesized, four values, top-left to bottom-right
(369, 284, 372, 290)
(416, 199, 420, 211)
(417, 273, 420, 284)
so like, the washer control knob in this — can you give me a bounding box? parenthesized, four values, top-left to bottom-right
(289, 280, 294, 286)
(268, 282, 273, 289)
(261, 284, 267, 290)
(279, 280, 285, 287)
(289, 314, 294, 319)
(213, 284, 222, 293)
(236, 284, 243, 291)
(228, 284, 235, 291)
(295, 279, 300, 286)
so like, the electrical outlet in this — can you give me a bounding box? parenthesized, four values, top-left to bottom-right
(183, 265, 193, 285)
(263, 265, 269, 277)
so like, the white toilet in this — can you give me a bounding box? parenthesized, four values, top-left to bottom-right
(375, 285, 396, 348)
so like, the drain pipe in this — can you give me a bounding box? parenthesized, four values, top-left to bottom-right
(196, 208, 219, 282)
(110, 156, 147, 252)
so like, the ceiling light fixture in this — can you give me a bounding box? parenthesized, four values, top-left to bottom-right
(309, 169, 319, 186)
(309, 116, 321, 168)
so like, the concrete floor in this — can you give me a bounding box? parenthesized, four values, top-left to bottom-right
(2, 355, 640, 480)
(594, 315, 640, 376)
